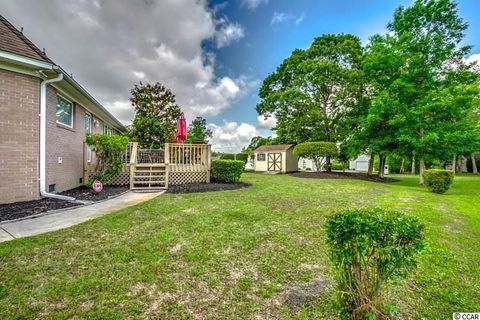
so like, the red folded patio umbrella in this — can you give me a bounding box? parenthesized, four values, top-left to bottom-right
(175, 113, 187, 144)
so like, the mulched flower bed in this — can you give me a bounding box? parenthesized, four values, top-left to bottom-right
(290, 171, 399, 183)
(167, 182, 251, 194)
(0, 186, 128, 223)
(59, 186, 128, 201)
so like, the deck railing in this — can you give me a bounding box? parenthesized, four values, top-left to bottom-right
(125, 142, 211, 188)
(137, 148, 165, 164)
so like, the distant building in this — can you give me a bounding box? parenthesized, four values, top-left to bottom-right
(349, 154, 370, 171)
(253, 144, 297, 173)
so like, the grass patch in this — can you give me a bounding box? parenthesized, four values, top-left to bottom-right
(0, 173, 479, 318)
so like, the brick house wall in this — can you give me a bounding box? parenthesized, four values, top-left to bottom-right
(0, 68, 113, 203)
(45, 86, 87, 193)
(0, 69, 40, 203)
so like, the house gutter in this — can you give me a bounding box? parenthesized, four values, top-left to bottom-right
(39, 69, 75, 201)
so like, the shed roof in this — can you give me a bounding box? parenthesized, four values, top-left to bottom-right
(255, 144, 294, 152)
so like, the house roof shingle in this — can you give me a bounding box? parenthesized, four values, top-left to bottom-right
(254, 144, 295, 152)
(0, 14, 52, 63)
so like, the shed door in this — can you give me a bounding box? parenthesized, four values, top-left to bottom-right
(268, 153, 282, 171)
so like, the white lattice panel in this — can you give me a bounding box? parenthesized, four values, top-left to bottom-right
(88, 171, 130, 186)
(168, 172, 208, 185)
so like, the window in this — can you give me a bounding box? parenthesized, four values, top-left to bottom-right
(257, 153, 266, 161)
(85, 113, 92, 162)
(103, 125, 112, 136)
(85, 113, 92, 135)
(56, 95, 73, 127)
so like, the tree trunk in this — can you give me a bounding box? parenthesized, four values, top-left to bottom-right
(452, 154, 456, 174)
(399, 159, 405, 174)
(419, 158, 426, 185)
(367, 155, 374, 175)
(313, 158, 321, 172)
(411, 156, 416, 175)
(471, 153, 478, 174)
(378, 155, 386, 178)
(326, 156, 332, 173)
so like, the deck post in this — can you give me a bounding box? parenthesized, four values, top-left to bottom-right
(129, 142, 138, 190)
(206, 144, 211, 183)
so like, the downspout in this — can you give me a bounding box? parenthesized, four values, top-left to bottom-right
(39, 69, 75, 201)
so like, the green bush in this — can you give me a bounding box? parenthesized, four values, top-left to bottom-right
(235, 153, 249, 163)
(86, 134, 129, 186)
(220, 153, 249, 163)
(325, 208, 424, 319)
(331, 161, 344, 171)
(211, 160, 244, 183)
(293, 142, 338, 171)
(220, 153, 235, 160)
(423, 169, 454, 194)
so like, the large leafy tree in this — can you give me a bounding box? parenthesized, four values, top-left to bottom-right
(389, 0, 479, 183)
(130, 82, 182, 148)
(354, 0, 480, 183)
(244, 136, 273, 152)
(185, 117, 213, 144)
(256, 34, 365, 150)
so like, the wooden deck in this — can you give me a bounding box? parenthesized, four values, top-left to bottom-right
(128, 142, 211, 190)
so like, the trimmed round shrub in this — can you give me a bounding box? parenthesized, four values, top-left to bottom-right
(325, 208, 424, 319)
(423, 169, 454, 194)
(211, 160, 244, 183)
(293, 142, 338, 171)
(293, 141, 338, 159)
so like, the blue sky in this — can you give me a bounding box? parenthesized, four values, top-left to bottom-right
(1, 0, 479, 152)
(207, 0, 480, 131)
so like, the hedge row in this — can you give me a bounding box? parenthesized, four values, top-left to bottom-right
(211, 160, 244, 183)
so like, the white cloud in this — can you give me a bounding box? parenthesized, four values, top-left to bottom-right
(295, 12, 305, 25)
(271, 12, 291, 26)
(257, 114, 277, 129)
(209, 121, 258, 152)
(466, 53, 480, 65)
(270, 11, 304, 27)
(133, 71, 146, 79)
(240, 0, 268, 10)
(0, 0, 248, 125)
(215, 18, 245, 48)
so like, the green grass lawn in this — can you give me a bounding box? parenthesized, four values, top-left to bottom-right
(1, 173, 479, 319)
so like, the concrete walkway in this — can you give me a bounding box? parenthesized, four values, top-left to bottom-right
(0, 191, 163, 243)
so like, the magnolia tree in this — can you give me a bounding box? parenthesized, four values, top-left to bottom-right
(129, 82, 182, 148)
(293, 142, 338, 173)
(185, 117, 212, 144)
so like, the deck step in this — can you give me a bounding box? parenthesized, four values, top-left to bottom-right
(132, 180, 166, 184)
(131, 186, 167, 190)
(133, 175, 165, 178)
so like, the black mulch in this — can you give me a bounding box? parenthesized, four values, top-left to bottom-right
(289, 171, 399, 183)
(59, 186, 128, 201)
(0, 186, 128, 223)
(167, 182, 251, 194)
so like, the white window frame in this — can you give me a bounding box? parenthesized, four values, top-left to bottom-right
(56, 94, 74, 128)
(103, 124, 112, 136)
(85, 113, 92, 163)
(257, 153, 266, 161)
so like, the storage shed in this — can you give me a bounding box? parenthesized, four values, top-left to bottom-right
(253, 144, 298, 173)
